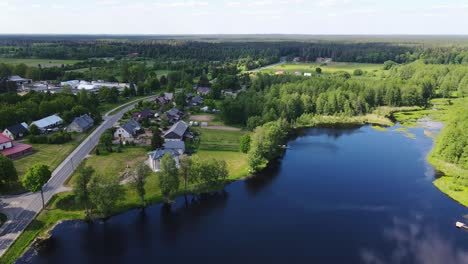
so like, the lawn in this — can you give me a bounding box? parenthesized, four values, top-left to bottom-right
(194, 150, 250, 180)
(260, 62, 383, 75)
(195, 128, 245, 152)
(66, 147, 148, 187)
(0, 58, 82, 68)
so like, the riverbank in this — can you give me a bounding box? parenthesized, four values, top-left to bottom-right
(0, 149, 250, 264)
(392, 98, 468, 208)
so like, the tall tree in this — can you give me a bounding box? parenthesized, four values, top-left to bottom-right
(179, 155, 192, 196)
(158, 154, 180, 203)
(22, 164, 52, 209)
(74, 165, 94, 219)
(0, 155, 18, 185)
(89, 176, 124, 217)
(131, 163, 151, 207)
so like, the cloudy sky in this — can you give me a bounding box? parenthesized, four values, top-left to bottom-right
(1, 0, 468, 34)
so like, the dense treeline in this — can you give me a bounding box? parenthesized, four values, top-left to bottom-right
(221, 61, 468, 129)
(0, 39, 416, 65)
(433, 103, 468, 169)
(0, 90, 102, 130)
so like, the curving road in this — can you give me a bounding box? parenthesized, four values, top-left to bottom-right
(0, 96, 156, 257)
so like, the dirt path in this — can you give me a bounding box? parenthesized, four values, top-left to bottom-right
(203, 126, 241, 131)
(190, 114, 214, 122)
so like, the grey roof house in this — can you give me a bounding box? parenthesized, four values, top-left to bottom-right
(147, 148, 180, 172)
(188, 96, 203, 106)
(165, 108, 183, 124)
(163, 121, 189, 141)
(197, 87, 212, 95)
(163, 141, 186, 155)
(2, 123, 28, 140)
(30, 114, 64, 131)
(114, 119, 142, 142)
(67, 114, 94, 133)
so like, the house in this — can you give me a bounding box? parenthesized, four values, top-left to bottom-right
(222, 89, 238, 98)
(132, 109, 155, 121)
(163, 141, 186, 155)
(197, 87, 212, 96)
(60, 80, 80, 88)
(275, 70, 285, 75)
(164, 92, 174, 101)
(114, 119, 142, 142)
(8, 75, 32, 87)
(163, 121, 189, 141)
(304, 72, 312, 77)
(316, 57, 332, 63)
(165, 108, 183, 124)
(2, 123, 28, 140)
(0, 134, 32, 159)
(155, 96, 168, 105)
(147, 148, 180, 172)
(294, 71, 302, 76)
(187, 96, 203, 106)
(67, 114, 94, 133)
(30, 114, 63, 132)
(200, 106, 209, 112)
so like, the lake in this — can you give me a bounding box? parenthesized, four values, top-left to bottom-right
(18, 125, 468, 264)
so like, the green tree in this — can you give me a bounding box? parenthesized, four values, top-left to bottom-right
(158, 154, 180, 202)
(74, 165, 94, 219)
(0, 155, 18, 185)
(240, 134, 251, 153)
(29, 124, 40, 136)
(179, 155, 192, 196)
(315, 67, 322, 74)
(89, 176, 124, 217)
(22, 164, 51, 209)
(175, 93, 186, 107)
(131, 163, 151, 207)
(353, 69, 363, 76)
(151, 128, 163, 149)
(100, 132, 113, 152)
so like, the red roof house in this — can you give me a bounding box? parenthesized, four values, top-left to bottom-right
(0, 134, 32, 159)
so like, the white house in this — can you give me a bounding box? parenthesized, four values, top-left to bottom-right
(147, 149, 180, 172)
(114, 119, 142, 142)
(304, 72, 312, 77)
(30, 114, 63, 132)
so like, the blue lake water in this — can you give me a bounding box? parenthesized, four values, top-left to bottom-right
(18, 125, 468, 264)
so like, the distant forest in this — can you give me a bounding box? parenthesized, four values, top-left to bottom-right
(1, 36, 468, 65)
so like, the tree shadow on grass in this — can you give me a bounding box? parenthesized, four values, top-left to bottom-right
(53, 193, 83, 212)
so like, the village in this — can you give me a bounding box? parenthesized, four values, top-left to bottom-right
(1, 81, 249, 193)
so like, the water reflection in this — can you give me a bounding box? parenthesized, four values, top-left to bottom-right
(361, 215, 468, 264)
(244, 160, 284, 196)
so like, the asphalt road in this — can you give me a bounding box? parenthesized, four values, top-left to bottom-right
(0, 96, 155, 257)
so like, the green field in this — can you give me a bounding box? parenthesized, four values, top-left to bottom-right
(196, 128, 245, 152)
(260, 62, 384, 76)
(194, 150, 249, 180)
(66, 147, 148, 186)
(0, 58, 82, 68)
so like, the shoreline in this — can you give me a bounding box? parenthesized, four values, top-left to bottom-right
(1, 105, 464, 264)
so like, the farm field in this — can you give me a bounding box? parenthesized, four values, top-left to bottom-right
(260, 62, 384, 75)
(195, 127, 245, 152)
(0, 58, 82, 67)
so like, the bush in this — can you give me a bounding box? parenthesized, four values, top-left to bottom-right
(28, 132, 72, 144)
(353, 69, 364, 76)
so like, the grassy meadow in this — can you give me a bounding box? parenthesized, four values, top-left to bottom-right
(259, 62, 384, 76)
(0, 58, 81, 68)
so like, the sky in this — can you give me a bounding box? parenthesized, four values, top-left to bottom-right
(1, 0, 468, 35)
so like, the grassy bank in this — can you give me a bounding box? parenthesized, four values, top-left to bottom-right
(391, 97, 468, 207)
(1, 140, 251, 263)
(294, 112, 394, 128)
